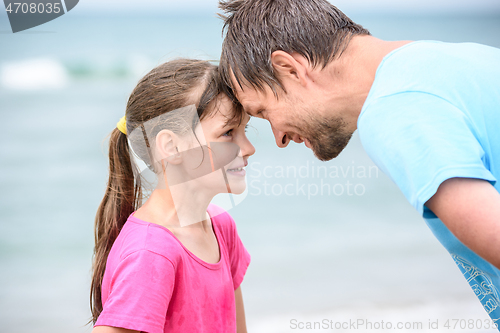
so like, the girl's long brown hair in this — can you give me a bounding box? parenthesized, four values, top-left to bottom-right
(90, 59, 233, 324)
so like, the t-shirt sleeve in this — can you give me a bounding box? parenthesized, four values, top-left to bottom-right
(95, 250, 175, 333)
(225, 214, 251, 290)
(359, 92, 496, 217)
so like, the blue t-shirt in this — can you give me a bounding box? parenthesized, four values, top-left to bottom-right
(358, 41, 500, 322)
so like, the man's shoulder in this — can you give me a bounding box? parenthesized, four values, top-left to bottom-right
(361, 40, 500, 117)
(375, 40, 499, 80)
(384, 40, 499, 64)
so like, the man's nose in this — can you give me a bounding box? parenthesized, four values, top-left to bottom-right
(271, 126, 290, 148)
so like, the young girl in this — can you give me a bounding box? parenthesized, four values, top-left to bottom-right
(90, 59, 255, 333)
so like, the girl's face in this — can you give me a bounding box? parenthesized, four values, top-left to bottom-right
(195, 94, 255, 195)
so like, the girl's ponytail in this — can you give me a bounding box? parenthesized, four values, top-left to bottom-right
(90, 128, 142, 324)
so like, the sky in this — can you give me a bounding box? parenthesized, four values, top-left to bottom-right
(76, 0, 500, 15)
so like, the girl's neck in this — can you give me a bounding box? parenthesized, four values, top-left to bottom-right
(133, 184, 221, 265)
(136, 184, 213, 230)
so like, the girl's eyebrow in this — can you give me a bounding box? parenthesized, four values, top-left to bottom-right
(222, 116, 241, 127)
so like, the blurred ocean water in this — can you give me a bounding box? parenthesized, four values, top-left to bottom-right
(1, 12, 500, 333)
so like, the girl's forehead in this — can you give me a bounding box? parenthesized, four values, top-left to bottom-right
(202, 110, 248, 130)
(203, 104, 237, 125)
(205, 106, 249, 128)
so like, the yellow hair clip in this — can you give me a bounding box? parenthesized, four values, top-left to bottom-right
(116, 116, 127, 135)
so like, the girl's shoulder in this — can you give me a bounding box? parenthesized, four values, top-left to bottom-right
(207, 204, 240, 243)
(113, 214, 184, 265)
(207, 203, 235, 225)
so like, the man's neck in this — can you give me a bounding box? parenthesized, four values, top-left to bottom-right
(324, 36, 412, 129)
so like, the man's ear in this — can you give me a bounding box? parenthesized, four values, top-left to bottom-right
(271, 50, 309, 87)
(155, 129, 182, 165)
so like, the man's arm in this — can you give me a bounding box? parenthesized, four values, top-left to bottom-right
(426, 177, 500, 269)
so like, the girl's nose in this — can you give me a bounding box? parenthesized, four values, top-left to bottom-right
(239, 135, 255, 158)
(242, 140, 255, 158)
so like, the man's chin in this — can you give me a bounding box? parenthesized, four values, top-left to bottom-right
(300, 114, 353, 161)
(312, 148, 343, 161)
(310, 136, 353, 161)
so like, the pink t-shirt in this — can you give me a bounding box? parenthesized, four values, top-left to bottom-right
(95, 204, 250, 333)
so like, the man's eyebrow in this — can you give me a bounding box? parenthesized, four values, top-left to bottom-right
(242, 103, 257, 116)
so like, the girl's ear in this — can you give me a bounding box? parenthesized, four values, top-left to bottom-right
(155, 129, 182, 165)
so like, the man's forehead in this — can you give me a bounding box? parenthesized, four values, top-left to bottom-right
(230, 75, 252, 96)
(237, 96, 257, 115)
(230, 83, 259, 114)
(229, 69, 263, 96)
(228, 69, 277, 115)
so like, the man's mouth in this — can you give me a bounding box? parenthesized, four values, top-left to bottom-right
(291, 134, 304, 144)
(304, 139, 312, 149)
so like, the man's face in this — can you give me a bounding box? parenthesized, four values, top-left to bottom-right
(233, 79, 353, 161)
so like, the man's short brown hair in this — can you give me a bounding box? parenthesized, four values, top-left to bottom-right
(218, 0, 370, 99)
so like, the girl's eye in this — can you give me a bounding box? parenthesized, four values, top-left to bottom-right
(245, 124, 249, 133)
(222, 129, 233, 137)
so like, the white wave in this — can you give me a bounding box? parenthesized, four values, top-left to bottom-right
(0, 58, 69, 91)
(127, 54, 154, 78)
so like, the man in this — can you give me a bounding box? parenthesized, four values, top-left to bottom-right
(218, 0, 500, 322)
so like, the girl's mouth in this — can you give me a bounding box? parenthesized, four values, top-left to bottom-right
(226, 166, 246, 176)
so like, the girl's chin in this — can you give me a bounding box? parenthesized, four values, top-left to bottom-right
(226, 181, 246, 195)
(229, 187, 245, 195)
